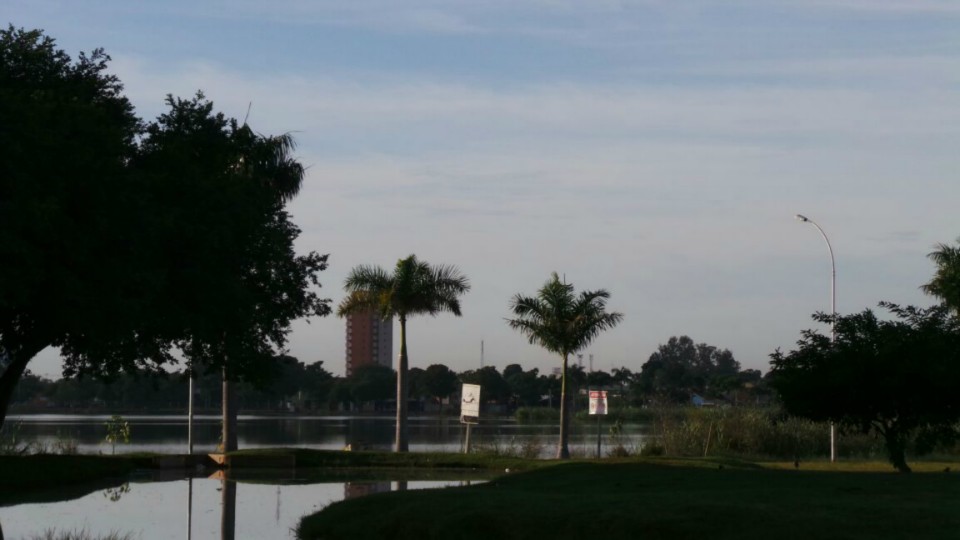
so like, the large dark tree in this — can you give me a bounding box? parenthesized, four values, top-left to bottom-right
(505, 364, 542, 407)
(0, 26, 149, 427)
(769, 304, 960, 472)
(507, 273, 622, 459)
(347, 364, 396, 408)
(421, 363, 458, 412)
(338, 255, 470, 452)
(0, 27, 330, 432)
(638, 336, 740, 402)
(135, 95, 331, 451)
(459, 366, 511, 408)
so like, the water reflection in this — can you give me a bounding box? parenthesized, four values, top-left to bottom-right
(102, 482, 131, 502)
(9, 414, 650, 457)
(186, 478, 193, 540)
(0, 472, 486, 539)
(220, 474, 236, 540)
(344, 481, 390, 499)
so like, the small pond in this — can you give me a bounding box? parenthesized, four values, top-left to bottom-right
(1, 471, 490, 539)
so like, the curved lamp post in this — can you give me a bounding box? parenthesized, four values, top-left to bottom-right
(795, 213, 837, 462)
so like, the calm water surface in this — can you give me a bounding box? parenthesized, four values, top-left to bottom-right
(0, 474, 485, 539)
(8, 414, 650, 456)
(1, 414, 649, 538)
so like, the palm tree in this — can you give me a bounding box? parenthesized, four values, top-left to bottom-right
(922, 238, 960, 314)
(507, 273, 623, 459)
(338, 255, 470, 452)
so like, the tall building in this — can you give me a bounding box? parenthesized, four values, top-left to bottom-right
(345, 311, 393, 376)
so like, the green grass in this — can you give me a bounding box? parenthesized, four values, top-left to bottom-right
(297, 458, 960, 540)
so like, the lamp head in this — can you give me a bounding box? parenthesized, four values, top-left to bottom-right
(795, 214, 809, 222)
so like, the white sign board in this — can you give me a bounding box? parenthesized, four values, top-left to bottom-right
(460, 383, 481, 423)
(589, 390, 608, 415)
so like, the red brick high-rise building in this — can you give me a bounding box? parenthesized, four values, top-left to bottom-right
(345, 311, 393, 376)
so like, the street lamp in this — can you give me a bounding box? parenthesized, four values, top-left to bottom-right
(795, 213, 837, 463)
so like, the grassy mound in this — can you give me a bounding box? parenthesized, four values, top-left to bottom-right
(298, 458, 960, 540)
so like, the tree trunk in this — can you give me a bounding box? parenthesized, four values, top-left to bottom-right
(395, 315, 409, 452)
(0, 341, 45, 430)
(882, 426, 912, 473)
(222, 366, 238, 452)
(557, 353, 570, 459)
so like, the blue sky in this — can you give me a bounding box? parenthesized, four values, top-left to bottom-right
(5, 1, 959, 378)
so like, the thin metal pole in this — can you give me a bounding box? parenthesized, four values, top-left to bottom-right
(464, 423, 472, 454)
(797, 214, 837, 463)
(596, 413, 602, 459)
(186, 477, 193, 540)
(188, 368, 194, 455)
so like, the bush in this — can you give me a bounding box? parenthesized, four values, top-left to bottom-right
(639, 443, 665, 457)
(646, 406, 896, 460)
(0, 421, 29, 455)
(472, 436, 546, 459)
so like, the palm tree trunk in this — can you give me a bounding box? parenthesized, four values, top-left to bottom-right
(558, 353, 570, 459)
(395, 315, 409, 452)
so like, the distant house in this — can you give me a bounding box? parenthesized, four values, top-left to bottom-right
(691, 394, 716, 407)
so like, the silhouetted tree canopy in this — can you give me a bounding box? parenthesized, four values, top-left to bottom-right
(0, 26, 330, 429)
(638, 336, 740, 402)
(769, 304, 960, 473)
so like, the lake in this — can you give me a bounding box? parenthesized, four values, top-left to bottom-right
(6, 413, 650, 457)
(1, 414, 650, 539)
(0, 471, 491, 539)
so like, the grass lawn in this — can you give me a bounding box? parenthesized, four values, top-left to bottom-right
(298, 457, 960, 540)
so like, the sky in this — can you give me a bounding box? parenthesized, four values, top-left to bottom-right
(5, 0, 958, 379)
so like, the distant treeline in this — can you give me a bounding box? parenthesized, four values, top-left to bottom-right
(11, 335, 770, 414)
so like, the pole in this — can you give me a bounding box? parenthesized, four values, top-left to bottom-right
(464, 423, 472, 454)
(796, 214, 837, 463)
(188, 368, 194, 455)
(186, 477, 193, 540)
(596, 413, 602, 459)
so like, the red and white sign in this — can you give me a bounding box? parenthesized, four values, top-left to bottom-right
(589, 390, 608, 415)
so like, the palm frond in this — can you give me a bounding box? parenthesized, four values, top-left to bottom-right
(922, 238, 960, 312)
(507, 274, 622, 357)
(338, 265, 394, 317)
(343, 265, 392, 292)
(340, 255, 469, 320)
